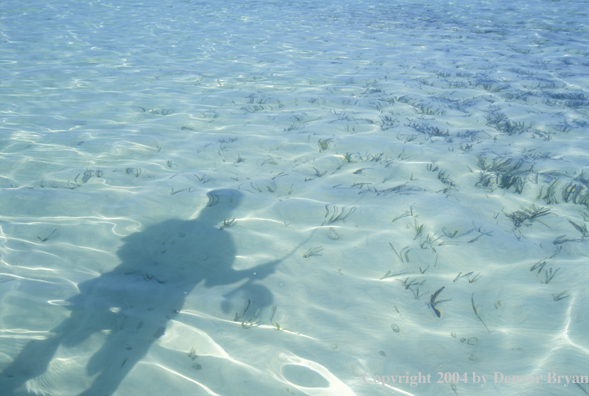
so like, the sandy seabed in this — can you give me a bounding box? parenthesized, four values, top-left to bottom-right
(0, 0, 588, 395)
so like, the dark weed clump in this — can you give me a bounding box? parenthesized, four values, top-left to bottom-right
(505, 204, 551, 228)
(475, 155, 531, 194)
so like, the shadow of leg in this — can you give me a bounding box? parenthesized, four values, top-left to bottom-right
(0, 335, 62, 394)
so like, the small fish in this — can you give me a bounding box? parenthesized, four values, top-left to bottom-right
(429, 286, 450, 318)
(431, 286, 445, 304)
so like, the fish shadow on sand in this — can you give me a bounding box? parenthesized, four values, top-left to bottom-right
(0, 189, 279, 395)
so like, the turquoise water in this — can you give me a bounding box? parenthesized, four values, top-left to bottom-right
(1, 0, 588, 395)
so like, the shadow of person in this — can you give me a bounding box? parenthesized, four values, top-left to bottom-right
(0, 189, 277, 395)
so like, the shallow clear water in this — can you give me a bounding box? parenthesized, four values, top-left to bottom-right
(1, 0, 588, 395)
